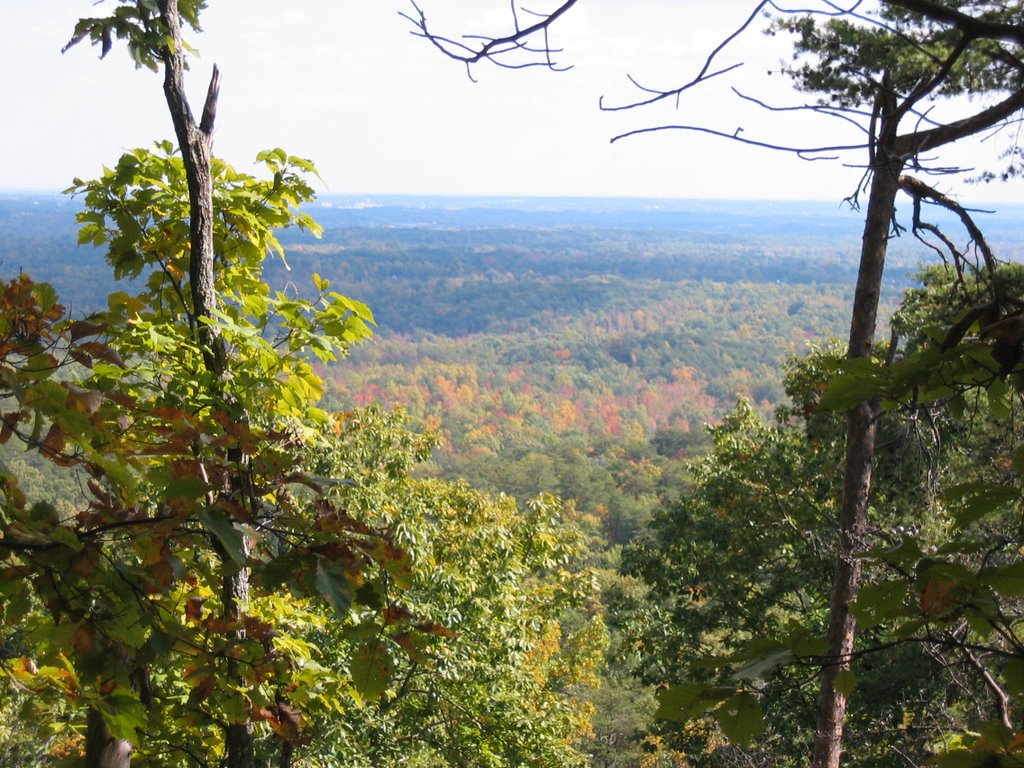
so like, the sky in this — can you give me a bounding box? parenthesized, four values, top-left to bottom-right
(2, 0, 1023, 202)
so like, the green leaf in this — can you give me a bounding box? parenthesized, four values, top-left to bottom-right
(100, 690, 147, 741)
(966, 612, 995, 640)
(732, 641, 792, 681)
(850, 580, 906, 629)
(1002, 658, 1024, 698)
(987, 376, 1012, 419)
(33, 282, 58, 312)
(941, 482, 1017, 527)
(351, 641, 395, 701)
(716, 691, 764, 745)
(315, 561, 353, 617)
(818, 358, 888, 411)
(979, 561, 1024, 597)
(198, 509, 246, 565)
(162, 477, 210, 506)
(48, 525, 83, 553)
(786, 626, 828, 659)
(833, 668, 857, 697)
(147, 628, 174, 657)
(892, 617, 927, 639)
(655, 683, 734, 723)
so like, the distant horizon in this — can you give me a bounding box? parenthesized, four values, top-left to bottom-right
(5, 187, 1024, 211)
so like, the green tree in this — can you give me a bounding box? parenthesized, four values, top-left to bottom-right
(618, 347, 966, 766)
(621, 259, 1024, 767)
(817, 261, 1024, 768)
(770, 8, 1023, 765)
(0, 144, 392, 768)
(302, 407, 604, 768)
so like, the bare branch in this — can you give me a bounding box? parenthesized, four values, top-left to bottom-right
(400, 0, 579, 72)
(732, 87, 875, 136)
(898, 173, 998, 275)
(610, 123, 867, 159)
(158, 0, 224, 374)
(768, 0, 865, 16)
(600, 1, 771, 112)
(200, 64, 221, 136)
(961, 647, 1013, 730)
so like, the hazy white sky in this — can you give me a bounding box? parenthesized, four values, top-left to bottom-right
(2, 0, 1022, 202)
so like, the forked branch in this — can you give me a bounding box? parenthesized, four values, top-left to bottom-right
(898, 174, 997, 277)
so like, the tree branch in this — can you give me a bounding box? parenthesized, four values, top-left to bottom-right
(898, 173, 998, 276)
(962, 646, 1013, 729)
(882, 0, 1024, 46)
(400, 0, 579, 74)
(600, 1, 771, 112)
(158, 0, 224, 374)
(610, 123, 867, 159)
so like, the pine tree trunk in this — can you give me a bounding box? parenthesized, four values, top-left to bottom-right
(809, 155, 904, 768)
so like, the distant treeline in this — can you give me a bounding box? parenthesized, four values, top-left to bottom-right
(1, 194, 926, 335)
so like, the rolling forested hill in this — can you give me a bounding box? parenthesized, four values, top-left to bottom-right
(5, 191, 1016, 512)
(0, 190, 980, 542)
(0, 193, 870, 456)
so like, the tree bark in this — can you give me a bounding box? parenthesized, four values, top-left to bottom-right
(85, 708, 132, 768)
(158, 0, 224, 374)
(810, 155, 904, 768)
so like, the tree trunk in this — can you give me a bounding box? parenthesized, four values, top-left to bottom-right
(809, 155, 904, 768)
(158, 0, 224, 374)
(85, 708, 132, 768)
(280, 741, 294, 768)
(158, 3, 254, 768)
(221, 542, 254, 768)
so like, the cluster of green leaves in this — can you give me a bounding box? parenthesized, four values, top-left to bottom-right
(292, 406, 605, 768)
(62, 0, 206, 69)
